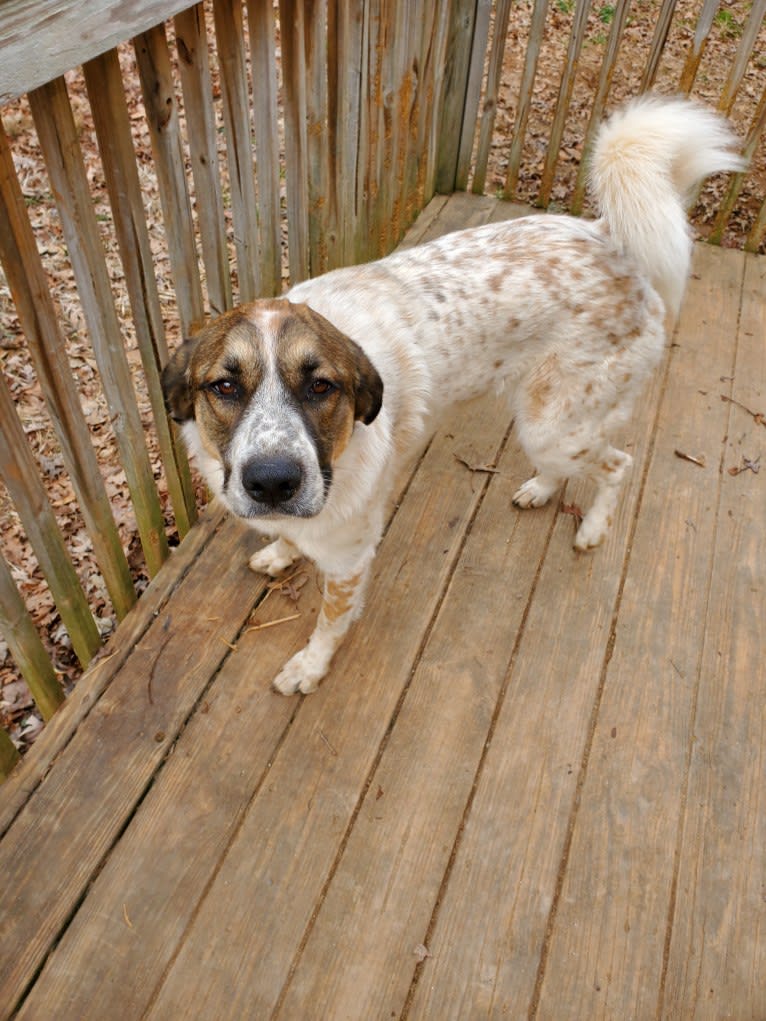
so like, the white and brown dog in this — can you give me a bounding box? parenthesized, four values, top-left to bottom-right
(163, 97, 743, 695)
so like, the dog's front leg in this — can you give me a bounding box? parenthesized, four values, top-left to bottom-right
(272, 563, 371, 696)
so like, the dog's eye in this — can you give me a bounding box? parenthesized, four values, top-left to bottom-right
(207, 379, 240, 400)
(307, 379, 335, 398)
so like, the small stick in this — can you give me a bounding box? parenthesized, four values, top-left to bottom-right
(720, 394, 766, 427)
(674, 449, 706, 468)
(318, 730, 338, 756)
(453, 454, 501, 474)
(244, 612, 301, 634)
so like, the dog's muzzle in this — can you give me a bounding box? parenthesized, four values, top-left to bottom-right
(241, 455, 304, 508)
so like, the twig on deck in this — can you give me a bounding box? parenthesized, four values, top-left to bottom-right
(453, 454, 502, 474)
(318, 730, 338, 756)
(674, 449, 706, 468)
(720, 394, 766, 427)
(244, 612, 302, 634)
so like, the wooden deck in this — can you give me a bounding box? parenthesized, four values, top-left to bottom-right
(1, 194, 764, 1020)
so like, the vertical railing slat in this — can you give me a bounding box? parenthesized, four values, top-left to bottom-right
(471, 0, 513, 196)
(0, 553, 63, 722)
(570, 0, 633, 215)
(717, 0, 766, 115)
(399, 0, 427, 232)
(83, 49, 197, 540)
(175, 4, 233, 316)
(709, 82, 766, 245)
(245, 0, 282, 294)
(745, 195, 766, 254)
(27, 77, 169, 578)
(0, 123, 136, 620)
(504, 0, 550, 198)
(391, 0, 425, 244)
(678, 0, 720, 94)
(279, 0, 311, 283)
(434, 0, 480, 195)
(640, 0, 677, 92)
(420, 2, 453, 205)
(0, 374, 100, 668)
(0, 728, 20, 782)
(211, 0, 261, 302)
(378, 0, 404, 253)
(537, 0, 592, 208)
(133, 24, 206, 335)
(305, 0, 333, 277)
(354, 0, 373, 261)
(454, 0, 491, 192)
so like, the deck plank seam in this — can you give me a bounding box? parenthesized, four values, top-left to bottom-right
(655, 253, 747, 1020)
(399, 438, 561, 1020)
(136, 422, 458, 1017)
(0, 506, 230, 842)
(139, 694, 305, 1019)
(527, 333, 680, 1019)
(270, 411, 518, 1020)
(10, 537, 281, 1020)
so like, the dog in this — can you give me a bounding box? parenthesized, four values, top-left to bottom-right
(162, 96, 743, 695)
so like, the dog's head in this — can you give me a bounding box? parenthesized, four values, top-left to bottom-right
(162, 300, 384, 520)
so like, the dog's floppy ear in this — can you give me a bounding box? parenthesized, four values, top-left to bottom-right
(297, 303, 384, 426)
(353, 344, 384, 425)
(161, 339, 198, 423)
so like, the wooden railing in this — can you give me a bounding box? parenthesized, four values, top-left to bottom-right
(0, 0, 763, 772)
(442, 0, 766, 251)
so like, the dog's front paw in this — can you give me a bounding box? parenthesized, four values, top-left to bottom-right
(272, 648, 325, 696)
(512, 475, 557, 509)
(249, 538, 299, 577)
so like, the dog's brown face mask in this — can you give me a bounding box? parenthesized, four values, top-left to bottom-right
(162, 300, 384, 520)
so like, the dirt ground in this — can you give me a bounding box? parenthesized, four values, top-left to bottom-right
(1, 0, 764, 749)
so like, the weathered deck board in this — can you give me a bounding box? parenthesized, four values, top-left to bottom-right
(1, 195, 763, 1021)
(534, 245, 746, 1020)
(662, 252, 766, 1019)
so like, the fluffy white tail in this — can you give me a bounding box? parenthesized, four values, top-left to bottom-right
(589, 96, 745, 319)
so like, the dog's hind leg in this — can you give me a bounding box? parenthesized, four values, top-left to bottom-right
(511, 344, 647, 549)
(574, 445, 633, 550)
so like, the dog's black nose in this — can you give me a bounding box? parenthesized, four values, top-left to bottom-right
(241, 457, 303, 505)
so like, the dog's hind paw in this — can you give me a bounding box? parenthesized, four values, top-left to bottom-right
(574, 514, 609, 551)
(249, 537, 300, 577)
(512, 475, 559, 509)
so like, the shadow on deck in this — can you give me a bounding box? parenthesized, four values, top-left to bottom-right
(1, 194, 764, 1020)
